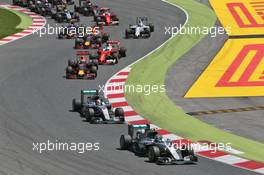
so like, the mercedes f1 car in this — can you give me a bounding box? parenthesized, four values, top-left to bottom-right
(34, 1, 53, 16)
(74, 0, 96, 16)
(120, 124, 198, 165)
(91, 40, 126, 65)
(94, 7, 119, 26)
(53, 9, 80, 23)
(54, 2, 67, 11)
(125, 17, 154, 39)
(53, 0, 74, 5)
(72, 89, 125, 124)
(13, 0, 29, 7)
(28, 0, 40, 12)
(74, 26, 109, 49)
(65, 51, 98, 79)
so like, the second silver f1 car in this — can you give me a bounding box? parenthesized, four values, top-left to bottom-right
(72, 89, 125, 124)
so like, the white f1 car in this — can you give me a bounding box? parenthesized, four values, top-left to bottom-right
(125, 17, 154, 39)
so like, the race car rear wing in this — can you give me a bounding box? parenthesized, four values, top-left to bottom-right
(128, 124, 151, 138)
(76, 51, 89, 55)
(130, 124, 150, 129)
(100, 7, 110, 11)
(81, 89, 99, 96)
(106, 40, 120, 45)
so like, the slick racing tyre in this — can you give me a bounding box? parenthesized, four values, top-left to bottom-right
(72, 98, 81, 111)
(149, 23, 154, 32)
(120, 135, 132, 150)
(119, 47, 127, 57)
(115, 108, 124, 122)
(84, 108, 95, 121)
(148, 146, 160, 162)
(102, 33, 110, 42)
(125, 29, 131, 39)
(90, 66, 97, 78)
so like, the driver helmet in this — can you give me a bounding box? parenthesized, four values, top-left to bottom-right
(104, 43, 112, 51)
(138, 19, 144, 27)
(95, 99, 101, 105)
(165, 138, 172, 146)
(136, 131, 142, 139)
(79, 56, 86, 64)
(154, 134, 163, 142)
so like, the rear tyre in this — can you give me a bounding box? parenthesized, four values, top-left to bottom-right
(90, 66, 97, 78)
(102, 33, 110, 42)
(96, 37, 102, 45)
(120, 135, 132, 150)
(72, 98, 81, 111)
(115, 108, 124, 123)
(149, 23, 154, 32)
(112, 53, 119, 64)
(125, 29, 130, 39)
(119, 47, 126, 57)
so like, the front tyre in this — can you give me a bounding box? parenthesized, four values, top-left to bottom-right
(148, 146, 160, 162)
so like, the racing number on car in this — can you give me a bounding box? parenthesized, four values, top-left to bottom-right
(216, 44, 264, 87)
(227, 2, 264, 28)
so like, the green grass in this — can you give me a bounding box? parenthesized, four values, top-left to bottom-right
(125, 0, 264, 163)
(0, 8, 32, 39)
(12, 9, 33, 29)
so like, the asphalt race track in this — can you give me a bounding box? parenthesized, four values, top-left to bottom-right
(0, 0, 260, 174)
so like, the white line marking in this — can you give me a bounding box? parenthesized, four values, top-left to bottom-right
(108, 97, 127, 103)
(125, 115, 144, 122)
(255, 168, 264, 174)
(163, 134, 183, 141)
(214, 155, 249, 165)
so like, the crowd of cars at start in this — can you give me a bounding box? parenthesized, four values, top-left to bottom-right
(12, 0, 198, 165)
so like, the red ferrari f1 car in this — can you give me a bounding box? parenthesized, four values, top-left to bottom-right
(91, 40, 126, 65)
(94, 7, 119, 26)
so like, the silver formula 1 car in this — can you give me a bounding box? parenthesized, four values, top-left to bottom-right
(125, 17, 154, 39)
(120, 124, 198, 165)
(72, 89, 125, 124)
